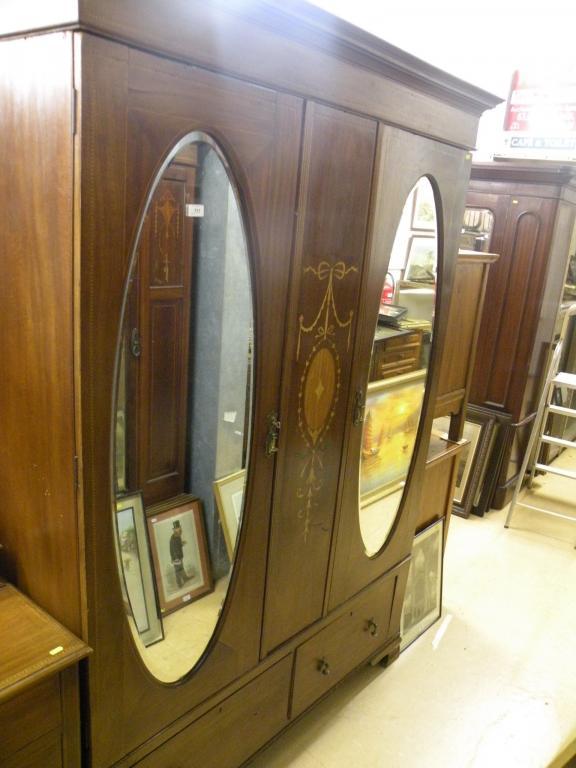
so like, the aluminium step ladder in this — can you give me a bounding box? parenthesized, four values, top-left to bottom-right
(504, 333, 576, 537)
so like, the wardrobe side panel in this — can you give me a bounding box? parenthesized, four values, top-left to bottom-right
(262, 103, 377, 654)
(0, 33, 82, 636)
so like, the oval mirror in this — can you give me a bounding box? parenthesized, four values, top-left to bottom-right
(113, 133, 253, 682)
(359, 177, 438, 556)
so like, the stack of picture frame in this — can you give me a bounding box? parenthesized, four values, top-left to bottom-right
(114, 461, 249, 645)
(114, 492, 215, 646)
(434, 405, 512, 518)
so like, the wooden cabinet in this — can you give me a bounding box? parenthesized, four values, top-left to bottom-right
(0, 3, 499, 766)
(0, 585, 90, 768)
(465, 163, 576, 508)
(415, 250, 498, 536)
(370, 327, 424, 381)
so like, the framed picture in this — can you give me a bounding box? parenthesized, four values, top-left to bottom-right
(147, 498, 213, 615)
(360, 369, 426, 505)
(214, 469, 246, 560)
(115, 493, 164, 647)
(400, 517, 443, 651)
(469, 407, 511, 517)
(411, 182, 437, 231)
(433, 410, 498, 517)
(404, 235, 437, 283)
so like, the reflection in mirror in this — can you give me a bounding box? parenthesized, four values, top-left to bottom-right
(113, 134, 253, 682)
(359, 177, 438, 556)
(460, 208, 494, 252)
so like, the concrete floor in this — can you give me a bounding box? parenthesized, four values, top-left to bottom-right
(248, 451, 576, 768)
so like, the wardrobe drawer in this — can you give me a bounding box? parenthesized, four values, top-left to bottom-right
(134, 656, 291, 768)
(291, 574, 396, 718)
(0, 677, 61, 758)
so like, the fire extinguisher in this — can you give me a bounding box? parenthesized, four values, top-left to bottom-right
(381, 271, 395, 304)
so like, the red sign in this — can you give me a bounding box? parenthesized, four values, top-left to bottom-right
(498, 70, 576, 159)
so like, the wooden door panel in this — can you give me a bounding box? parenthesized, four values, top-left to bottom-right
(437, 256, 490, 401)
(133, 165, 195, 505)
(466, 192, 510, 407)
(262, 103, 377, 654)
(79, 34, 302, 768)
(480, 197, 555, 414)
(145, 300, 186, 484)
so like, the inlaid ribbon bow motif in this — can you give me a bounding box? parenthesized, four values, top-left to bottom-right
(297, 260, 357, 360)
(296, 259, 357, 542)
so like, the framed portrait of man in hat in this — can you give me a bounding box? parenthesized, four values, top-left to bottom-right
(146, 498, 213, 615)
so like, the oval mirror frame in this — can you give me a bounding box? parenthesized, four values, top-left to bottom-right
(358, 176, 439, 557)
(112, 131, 255, 683)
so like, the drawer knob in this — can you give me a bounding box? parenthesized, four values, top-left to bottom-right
(317, 657, 331, 676)
(366, 618, 379, 637)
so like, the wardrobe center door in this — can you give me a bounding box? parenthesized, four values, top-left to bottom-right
(328, 127, 472, 611)
(262, 102, 378, 654)
(79, 34, 302, 767)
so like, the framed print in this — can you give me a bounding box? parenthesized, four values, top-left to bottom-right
(469, 407, 510, 517)
(456, 412, 497, 517)
(411, 182, 436, 231)
(400, 518, 443, 651)
(433, 410, 498, 518)
(147, 498, 213, 615)
(360, 369, 426, 505)
(214, 469, 246, 560)
(404, 235, 437, 283)
(115, 493, 164, 647)
(453, 420, 482, 505)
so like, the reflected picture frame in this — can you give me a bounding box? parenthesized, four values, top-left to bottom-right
(115, 493, 164, 647)
(147, 498, 213, 616)
(213, 469, 246, 560)
(404, 235, 437, 283)
(411, 183, 437, 231)
(360, 369, 426, 506)
(400, 517, 443, 651)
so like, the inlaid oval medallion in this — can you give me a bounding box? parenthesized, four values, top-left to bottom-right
(303, 346, 337, 445)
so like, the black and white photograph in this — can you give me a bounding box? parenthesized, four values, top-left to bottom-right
(400, 518, 443, 650)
